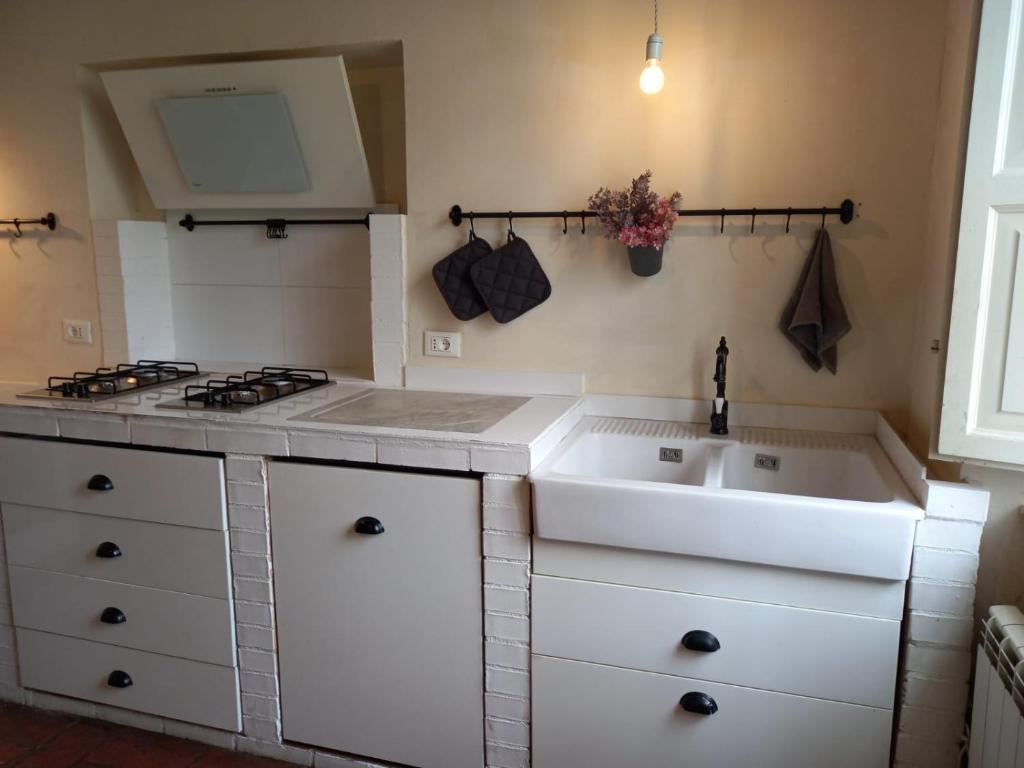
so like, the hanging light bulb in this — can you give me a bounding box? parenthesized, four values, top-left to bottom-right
(639, 0, 664, 94)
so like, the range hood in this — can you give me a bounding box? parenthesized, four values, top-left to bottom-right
(101, 56, 374, 210)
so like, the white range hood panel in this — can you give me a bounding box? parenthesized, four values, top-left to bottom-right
(101, 56, 374, 209)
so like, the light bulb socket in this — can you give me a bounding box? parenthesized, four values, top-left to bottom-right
(645, 33, 663, 61)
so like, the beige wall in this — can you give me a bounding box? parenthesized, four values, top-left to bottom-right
(0, 0, 950, 422)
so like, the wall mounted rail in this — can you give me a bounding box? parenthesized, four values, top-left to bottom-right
(449, 199, 856, 234)
(178, 213, 371, 240)
(1, 213, 57, 238)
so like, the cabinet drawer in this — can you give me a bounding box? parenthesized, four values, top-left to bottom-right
(532, 655, 891, 768)
(0, 437, 225, 530)
(17, 629, 240, 732)
(3, 505, 230, 599)
(9, 567, 235, 666)
(271, 462, 483, 768)
(533, 575, 899, 708)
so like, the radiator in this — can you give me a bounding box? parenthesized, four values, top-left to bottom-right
(970, 606, 1024, 766)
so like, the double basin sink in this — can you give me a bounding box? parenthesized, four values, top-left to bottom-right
(531, 417, 922, 581)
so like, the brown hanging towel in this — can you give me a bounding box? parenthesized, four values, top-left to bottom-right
(779, 227, 851, 374)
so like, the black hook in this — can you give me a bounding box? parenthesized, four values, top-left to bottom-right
(785, 208, 792, 234)
(580, 213, 586, 235)
(507, 211, 516, 240)
(750, 208, 757, 234)
(562, 211, 568, 235)
(468, 212, 476, 240)
(720, 209, 726, 234)
(821, 207, 827, 230)
(11, 220, 22, 238)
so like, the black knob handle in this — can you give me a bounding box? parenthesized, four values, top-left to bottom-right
(87, 474, 114, 491)
(107, 670, 132, 688)
(680, 691, 718, 715)
(354, 516, 385, 535)
(100, 607, 126, 625)
(681, 630, 721, 653)
(95, 541, 122, 559)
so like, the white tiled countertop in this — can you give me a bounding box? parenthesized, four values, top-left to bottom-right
(0, 376, 584, 475)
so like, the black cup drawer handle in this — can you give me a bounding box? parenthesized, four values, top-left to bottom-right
(95, 541, 122, 559)
(680, 691, 718, 715)
(107, 670, 132, 688)
(354, 517, 385, 535)
(87, 474, 114, 492)
(681, 630, 721, 653)
(100, 607, 126, 625)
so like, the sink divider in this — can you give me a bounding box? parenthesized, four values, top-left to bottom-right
(703, 444, 726, 488)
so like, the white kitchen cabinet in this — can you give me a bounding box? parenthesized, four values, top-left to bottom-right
(532, 655, 891, 768)
(18, 629, 240, 732)
(269, 462, 484, 768)
(0, 436, 226, 529)
(532, 574, 900, 708)
(9, 567, 235, 666)
(3, 504, 231, 599)
(531, 539, 903, 767)
(0, 436, 239, 732)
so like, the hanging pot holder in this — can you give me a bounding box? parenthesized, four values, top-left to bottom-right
(469, 234, 552, 324)
(432, 234, 493, 321)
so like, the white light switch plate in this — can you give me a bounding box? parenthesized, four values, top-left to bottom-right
(425, 330, 461, 358)
(62, 319, 93, 344)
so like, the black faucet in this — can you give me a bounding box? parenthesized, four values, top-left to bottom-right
(710, 336, 729, 435)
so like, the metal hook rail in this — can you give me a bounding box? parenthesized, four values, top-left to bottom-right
(178, 213, 371, 240)
(449, 199, 856, 234)
(1, 212, 57, 238)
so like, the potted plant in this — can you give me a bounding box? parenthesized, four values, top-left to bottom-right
(588, 170, 682, 276)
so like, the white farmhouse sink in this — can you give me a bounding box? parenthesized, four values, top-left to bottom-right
(531, 417, 923, 580)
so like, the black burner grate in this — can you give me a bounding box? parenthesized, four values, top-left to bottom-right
(47, 360, 201, 399)
(182, 367, 330, 410)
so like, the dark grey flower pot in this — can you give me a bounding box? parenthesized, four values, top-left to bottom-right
(627, 245, 663, 277)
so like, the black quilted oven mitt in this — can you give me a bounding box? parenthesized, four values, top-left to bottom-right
(469, 235, 552, 324)
(432, 235, 493, 321)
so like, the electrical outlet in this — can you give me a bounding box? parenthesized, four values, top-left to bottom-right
(424, 330, 461, 358)
(62, 319, 93, 345)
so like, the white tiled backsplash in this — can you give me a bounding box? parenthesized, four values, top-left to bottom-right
(94, 215, 378, 374)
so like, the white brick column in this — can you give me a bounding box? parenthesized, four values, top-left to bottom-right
(895, 480, 989, 768)
(92, 220, 175, 365)
(369, 214, 407, 388)
(0, 521, 21, 704)
(482, 475, 532, 768)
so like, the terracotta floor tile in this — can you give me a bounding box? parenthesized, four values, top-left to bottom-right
(15, 721, 114, 768)
(0, 705, 294, 768)
(80, 728, 206, 768)
(0, 703, 73, 755)
(189, 750, 293, 767)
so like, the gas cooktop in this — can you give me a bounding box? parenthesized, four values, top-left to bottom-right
(19, 360, 204, 402)
(156, 367, 332, 413)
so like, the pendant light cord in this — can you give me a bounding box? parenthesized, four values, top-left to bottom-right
(654, 0, 659, 33)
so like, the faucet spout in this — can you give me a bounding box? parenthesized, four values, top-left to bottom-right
(710, 336, 729, 435)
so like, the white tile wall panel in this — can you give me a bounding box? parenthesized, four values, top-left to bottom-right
(279, 226, 370, 288)
(168, 223, 280, 287)
(281, 287, 371, 368)
(172, 285, 286, 364)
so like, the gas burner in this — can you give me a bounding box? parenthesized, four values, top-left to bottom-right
(157, 367, 331, 413)
(18, 361, 204, 402)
